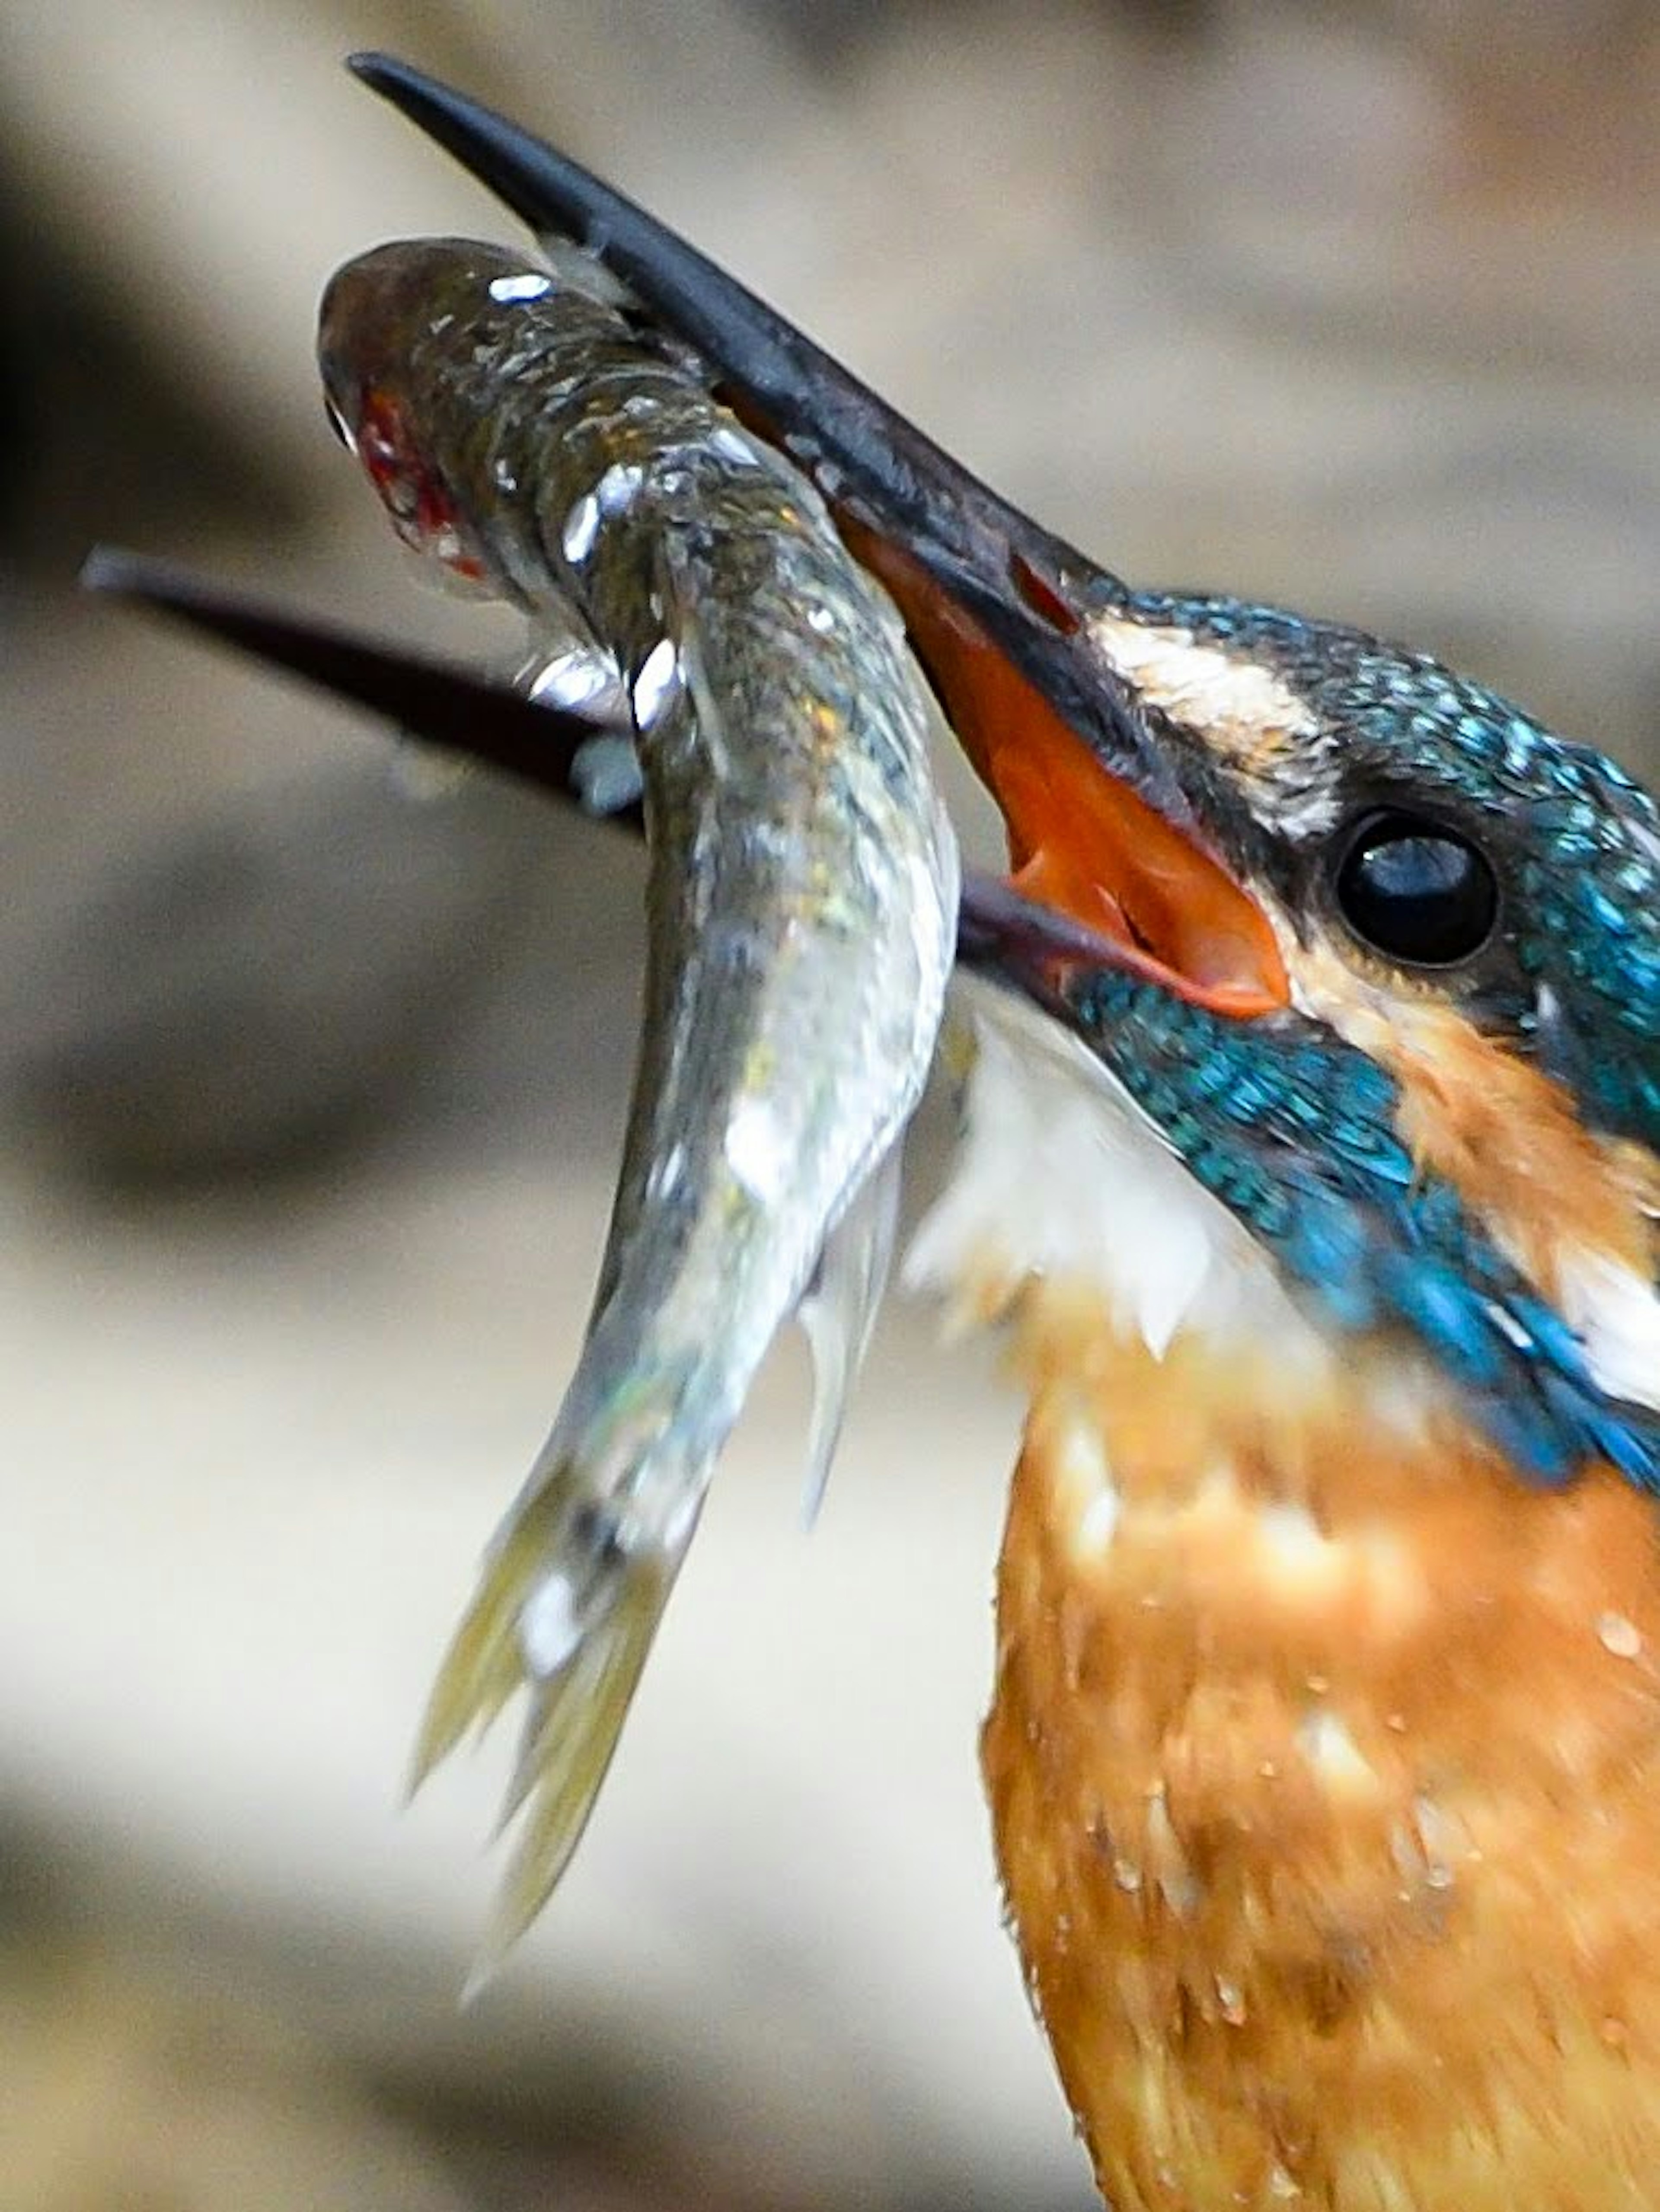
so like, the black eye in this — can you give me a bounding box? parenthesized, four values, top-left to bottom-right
(1333, 811, 1498, 966)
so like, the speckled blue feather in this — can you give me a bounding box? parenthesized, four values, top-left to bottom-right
(1060, 968, 1660, 1492)
(1087, 583, 1660, 1155)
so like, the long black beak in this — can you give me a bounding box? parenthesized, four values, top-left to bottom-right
(80, 549, 1117, 992)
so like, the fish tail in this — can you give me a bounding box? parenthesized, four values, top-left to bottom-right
(412, 1415, 695, 1971)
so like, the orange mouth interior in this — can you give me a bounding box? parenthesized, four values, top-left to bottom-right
(847, 528, 1288, 1018)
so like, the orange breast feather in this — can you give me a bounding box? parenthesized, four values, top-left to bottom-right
(983, 1283, 1660, 2212)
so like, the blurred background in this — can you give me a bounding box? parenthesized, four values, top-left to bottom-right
(1, 2, 1657, 2206)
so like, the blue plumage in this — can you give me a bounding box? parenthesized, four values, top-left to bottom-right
(1062, 966, 1660, 1492)
(1088, 584, 1660, 1153)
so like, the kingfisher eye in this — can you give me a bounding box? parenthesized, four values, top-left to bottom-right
(1333, 811, 1497, 966)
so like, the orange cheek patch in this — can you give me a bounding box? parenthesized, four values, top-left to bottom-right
(1295, 946, 1658, 1297)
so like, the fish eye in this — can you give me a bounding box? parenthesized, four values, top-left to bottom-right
(1331, 810, 1498, 967)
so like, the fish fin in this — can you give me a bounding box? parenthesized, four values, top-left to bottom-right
(481, 1560, 663, 1969)
(411, 1450, 686, 1967)
(795, 1139, 903, 1527)
(517, 627, 639, 815)
(409, 1480, 577, 1797)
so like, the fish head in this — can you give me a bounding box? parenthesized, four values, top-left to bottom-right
(319, 236, 561, 588)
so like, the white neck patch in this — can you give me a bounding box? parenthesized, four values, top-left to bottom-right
(1554, 1245, 1660, 1415)
(906, 981, 1660, 1468)
(904, 978, 1330, 1373)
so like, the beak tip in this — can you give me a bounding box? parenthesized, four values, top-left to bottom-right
(78, 547, 197, 619)
(80, 546, 185, 612)
(336, 51, 543, 236)
(344, 49, 399, 91)
(79, 545, 132, 598)
(344, 52, 442, 128)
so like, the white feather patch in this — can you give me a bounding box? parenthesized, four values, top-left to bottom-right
(904, 979, 1328, 1370)
(1555, 1246, 1660, 1413)
(1087, 613, 1316, 751)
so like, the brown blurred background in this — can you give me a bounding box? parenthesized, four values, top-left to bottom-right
(1, 3, 1657, 2207)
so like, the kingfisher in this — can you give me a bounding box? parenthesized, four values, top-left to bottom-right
(89, 56, 1660, 2212)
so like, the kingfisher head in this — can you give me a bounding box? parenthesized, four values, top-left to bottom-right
(905, 576, 1660, 1490)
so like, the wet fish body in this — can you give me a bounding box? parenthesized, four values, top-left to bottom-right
(319, 238, 958, 1949)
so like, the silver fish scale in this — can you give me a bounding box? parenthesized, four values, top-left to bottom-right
(322, 235, 958, 1951)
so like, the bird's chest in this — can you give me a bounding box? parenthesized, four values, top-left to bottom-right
(983, 1295, 1660, 2212)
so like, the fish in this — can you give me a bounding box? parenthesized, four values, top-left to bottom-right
(316, 234, 959, 1957)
